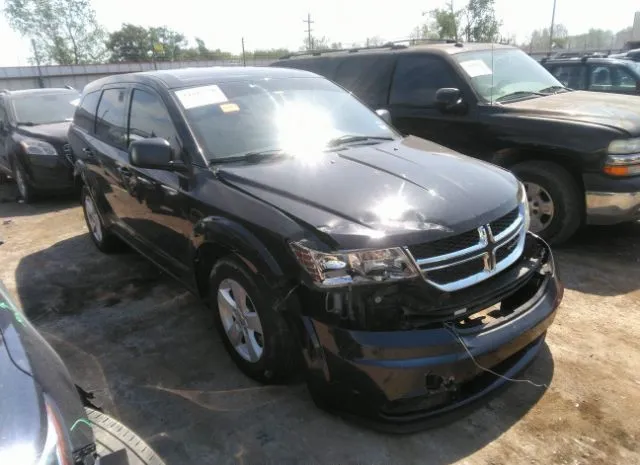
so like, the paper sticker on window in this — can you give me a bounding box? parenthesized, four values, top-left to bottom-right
(175, 85, 228, 109)
(220, 103, 240, 113)
(459, 60, 493, 77)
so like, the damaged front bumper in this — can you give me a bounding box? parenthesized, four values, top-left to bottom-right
(298, 233, 562, 432)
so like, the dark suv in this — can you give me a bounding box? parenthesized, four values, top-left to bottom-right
(273, 43, 640, 244)
(542, 56, 640, 95)
(0, 88, 80, 202)
(68, 67, 561, 430)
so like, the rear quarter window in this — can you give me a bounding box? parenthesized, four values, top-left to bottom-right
(73, 90, 101, 133)
(332, 54, 395, 107)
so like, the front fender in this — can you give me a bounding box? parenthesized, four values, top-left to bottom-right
(193, 216, 286, 282)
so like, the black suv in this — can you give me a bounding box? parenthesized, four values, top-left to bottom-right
(0, 88, 80, 202)
(68, 67, 561, 430)
(273, 43, 640, 244)
(543, 56, 640, 95)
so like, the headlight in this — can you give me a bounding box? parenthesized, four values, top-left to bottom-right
(608, 138, 640, 154)
(0, 398, 74, 465)
(19, 138, 58, 156)
(518, 182, 531, 231)
(290, 241, 419, 288)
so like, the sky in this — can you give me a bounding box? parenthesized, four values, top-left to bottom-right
(0, 0, 639, 67)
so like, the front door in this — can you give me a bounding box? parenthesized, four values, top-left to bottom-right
(123, 86, 194, 277)
(588, 64, 640, 95)
(386, 54, 482, 157)
(0, 100, 10, 173)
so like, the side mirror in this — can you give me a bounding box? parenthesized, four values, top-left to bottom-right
(129, 138, 185, 171)
(375, 108, 392, 125)
(435, 88, 468, 115)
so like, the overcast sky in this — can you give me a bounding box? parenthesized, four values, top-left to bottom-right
(1, 0, 639, 66)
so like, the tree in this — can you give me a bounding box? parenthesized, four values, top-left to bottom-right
(302, 35, 331, 51)
(430, 2, 461, 40)
(364, 36, 385, 47)
(463, 0, 501, 42)
(149, 26, 187, 61)
(4, 0, 107, 65)
(106, 24, 151, 62)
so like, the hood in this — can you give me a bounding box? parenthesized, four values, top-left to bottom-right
(0, 292, 47, 461)
(15, 121, 71, 144)
(502, 91, 640, 136)
(216, 136, 520, 249)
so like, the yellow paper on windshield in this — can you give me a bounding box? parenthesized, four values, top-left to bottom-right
(220, 103, 240, 113)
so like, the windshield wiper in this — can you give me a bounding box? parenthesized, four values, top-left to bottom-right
(209, 148, 285, 164)
(326, 135, 394, 148)
(495, 91, 546, 103)
(538, 85, 571, 94)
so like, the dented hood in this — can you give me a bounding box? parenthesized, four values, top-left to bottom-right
(215, 136, 520, 249)
(503, 91, 640, 136)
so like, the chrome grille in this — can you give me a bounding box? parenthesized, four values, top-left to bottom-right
(406, 206, 526, 292)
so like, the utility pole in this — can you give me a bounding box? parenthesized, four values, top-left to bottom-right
(303, 13, 314, 51)
(548, 0, 557, 52)
(241, 37, 246, 66)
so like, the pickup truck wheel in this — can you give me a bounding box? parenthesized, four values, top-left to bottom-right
(209, 256, 298, 383)
(511, 161, 582, 245)
(86, 408, 166, 465)
(81, 186, 123, 253)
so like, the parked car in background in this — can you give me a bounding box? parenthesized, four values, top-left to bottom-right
(0, 273, 164, 464)
(543, 56, 640, 95)
(0, 88, 80, 202)
(272, 43, 640, 245)
(610, 48, 640, 62)
(68, 67, 562, 430)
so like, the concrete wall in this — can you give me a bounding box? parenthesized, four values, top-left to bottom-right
(0, 58, 276, 91)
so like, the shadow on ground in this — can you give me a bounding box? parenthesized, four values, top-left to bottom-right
(0, 181, 78, 219)
(553, 221, 640, 296)
(15, 234, 555, 465)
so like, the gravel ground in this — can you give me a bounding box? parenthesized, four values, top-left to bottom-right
(0, 181, 639, 465)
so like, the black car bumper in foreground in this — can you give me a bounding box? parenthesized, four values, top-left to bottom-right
(301, 234, 562, 433)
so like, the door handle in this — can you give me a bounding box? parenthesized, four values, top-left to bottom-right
(82, 147, 94, 157)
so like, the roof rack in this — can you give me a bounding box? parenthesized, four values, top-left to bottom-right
(278, 39, 458, 59)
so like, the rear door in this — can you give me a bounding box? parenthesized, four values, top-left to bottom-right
(387, 53, 482, 155)
(0, 98, 10, 173)
(331, 54, 395, 109)
(91, 86, 135, 235)
(547, 63, 587, 90)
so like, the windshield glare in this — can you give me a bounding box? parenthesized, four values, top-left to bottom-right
(12, 92, 80, 125)
(175, 78, 398, 160)
(454, 49, 563, 102)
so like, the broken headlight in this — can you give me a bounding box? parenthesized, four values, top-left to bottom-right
(290, 241, 419, 288)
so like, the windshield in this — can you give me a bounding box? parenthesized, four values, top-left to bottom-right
(12, 92, 80, 125)
(453, 49, 564, 103)
(175, 77, 398, 160)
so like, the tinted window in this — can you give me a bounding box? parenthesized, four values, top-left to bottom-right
(333, 55, 395, 106)
(95, 88, 127, 147)
(549, 64, 587, 89)
(0, 102, 7, 125)
(589, 65, 637, 92)
(11, 91, 80, 125)
(390, 55, 458, 106)
(128, 89, 180, 154)
(74, 91, 101, 132)
(277, 58, 340, 80)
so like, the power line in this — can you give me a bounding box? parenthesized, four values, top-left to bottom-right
(303, 13, 314, 50)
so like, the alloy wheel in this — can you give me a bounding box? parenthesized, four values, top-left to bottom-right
(217, 278, 264, 363)
(525, 181, 555, 233)
(84, 194, 103, 242)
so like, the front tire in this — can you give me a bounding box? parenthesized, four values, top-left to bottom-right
(87, 408, 165, 465)
(511, 160, 582, 245)
(81, 186, 123, 253)
(12, 161, 36, 203)
(209, 256, 299, 383)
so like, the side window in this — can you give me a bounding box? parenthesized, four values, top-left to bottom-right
(128, 89, 180, 154)
(549, 65, 586, 89)
(390, 55, 459, 106)
(0, 102, 7, 125)
(95, 88, 128, 147)
(612, 67, 638, 91)
(333, 55, 395, 106)
(73, 91, 101, 133)
(589, 66, 613, 90)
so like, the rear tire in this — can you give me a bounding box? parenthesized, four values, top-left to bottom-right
(86, 408, 165, 465)
(209, 256, 299, 383)
(81, 186, 123, 253)
(511, 160, 582, 245)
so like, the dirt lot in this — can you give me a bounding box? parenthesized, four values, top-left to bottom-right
(1, 182, 639, 465)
